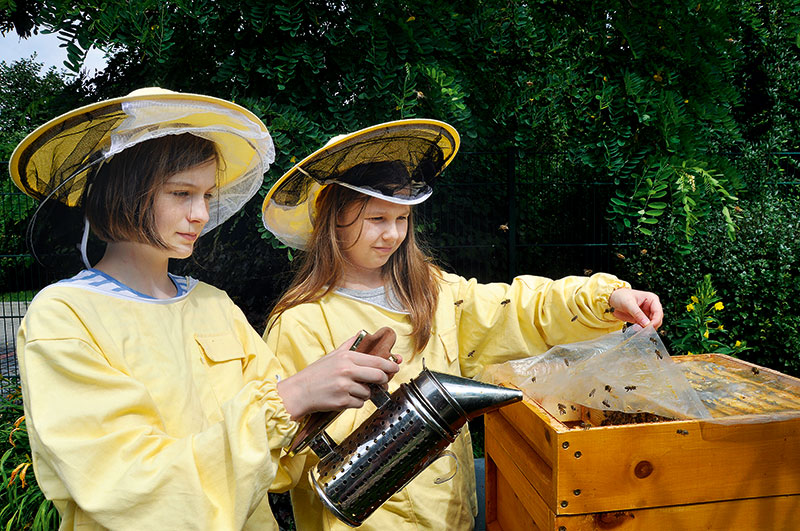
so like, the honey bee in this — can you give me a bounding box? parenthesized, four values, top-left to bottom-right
(615, 252, 626, 260)
(570, 405, 577, 411)
(558, 403, 567, 415)
(655, 349, 663, 359)
(500, 299, 511, 306)
(530, 376, 537, 383)
(602, 400, 611, 408)
(588, 388, 596, 398)
(564, 358, 570, 366)
(751, 367, 760, 375)
(583, 269, 593, 276)
(604, 306, 615, 314)
(454, 299, 464, 307)
(571, 315, 578, 322)
(605, 385, 612, 392)
(676, 429, 689, 436)
(467, 350, 475, 358)
(649, 337, 658, 345)
(625, 385, 637, 392)
(498, 223, 509, 232)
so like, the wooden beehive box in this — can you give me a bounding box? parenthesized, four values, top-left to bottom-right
(484, 354, 800, 530)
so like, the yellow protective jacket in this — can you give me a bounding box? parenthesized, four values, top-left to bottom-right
(18, 279, 298, 530)
(265, 271, 629, 530)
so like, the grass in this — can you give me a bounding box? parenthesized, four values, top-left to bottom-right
(0, 292, 34, 303)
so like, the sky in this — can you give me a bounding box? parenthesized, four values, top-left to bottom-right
(0, 31, 108, 74)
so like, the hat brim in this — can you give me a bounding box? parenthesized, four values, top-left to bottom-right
(10, 88, 274, 234)
(261, 119, 459, 250)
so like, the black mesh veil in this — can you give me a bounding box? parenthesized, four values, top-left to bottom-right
(271, 126, 450, 208)
(262, 119, 459, 250)
(16, 104, 126, 206)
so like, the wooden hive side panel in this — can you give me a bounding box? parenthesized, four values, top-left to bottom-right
(485, 412, 556, 530)
(553, 493, 800, 531)
(486, 410, 557, 509)
(552, 414, 800, 514)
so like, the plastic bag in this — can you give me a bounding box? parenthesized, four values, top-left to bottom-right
(676, 357, 800, 425)
(478, 325, 712, 421)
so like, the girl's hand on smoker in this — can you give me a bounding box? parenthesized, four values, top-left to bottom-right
(277, 334, 402, 420)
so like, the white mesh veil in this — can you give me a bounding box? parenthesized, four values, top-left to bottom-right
(112, 98, 274, 233)
(11, 90, 275, 235)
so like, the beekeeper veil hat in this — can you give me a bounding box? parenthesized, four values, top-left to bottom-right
(10, 87, 275, 235)
(261, 119, 459, 250)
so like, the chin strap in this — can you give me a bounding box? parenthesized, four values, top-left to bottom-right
(80, 216, 91, 269)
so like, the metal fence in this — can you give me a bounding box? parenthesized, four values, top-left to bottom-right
(417, 149, 625, 283)
(2, 159, 45, 378)
(3, 152, 798, 379)
(5, 151, 616, 378)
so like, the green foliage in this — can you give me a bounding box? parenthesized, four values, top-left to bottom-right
(0, 59, 90, 292)
(0, 380, 59, 530)
(609, 158, 740, 254)
(671, 274, 749, 357)
(7, 0, 799, 368)
(511, 2, 747, 250)
(0, 0, 39, 37)
(0, 57, 77, 161)
(0, 291, 34, 302)
(28, 0, 780, 252)
(614, 187, 800, 377)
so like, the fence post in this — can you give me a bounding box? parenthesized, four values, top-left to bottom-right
(507, 147, 517, 281)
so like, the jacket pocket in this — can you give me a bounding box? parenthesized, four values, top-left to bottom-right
(195, 332, 246, 364)
(437, 325, 460, 367)
(195, 333, 247, 402)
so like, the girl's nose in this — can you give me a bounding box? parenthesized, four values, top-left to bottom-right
(382, 222, 400, 240)
(190, 195, 211, 224)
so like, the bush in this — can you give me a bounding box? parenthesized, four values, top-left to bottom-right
(0, 379, 58, 530)
(614, 189, 800, 376)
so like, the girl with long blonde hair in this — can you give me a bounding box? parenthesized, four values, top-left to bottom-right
(263, 119, 663, 531)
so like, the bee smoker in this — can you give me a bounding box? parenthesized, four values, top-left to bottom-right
(297, 366, 523, 527)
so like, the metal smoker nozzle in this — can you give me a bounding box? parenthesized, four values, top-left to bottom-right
(410, 370, 523, 433)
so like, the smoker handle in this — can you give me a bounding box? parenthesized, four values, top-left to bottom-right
(369, 384, 392, 408)
(283, 331, 370, 457)
(433, 450, 459, 484)
(284, 328, 398, 457)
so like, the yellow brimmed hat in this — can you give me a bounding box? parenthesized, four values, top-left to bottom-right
(10, 87, 274, 234)
(261, 118, 459, 250)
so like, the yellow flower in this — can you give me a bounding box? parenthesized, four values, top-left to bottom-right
(703, 330, 709, 338)
(290, 156, 297, 163)
(717, 325, 724, 331)
(735, 340, 741, 347)
(714, 301, 724, 311)
(686, 303, 695, 312)
(691, 296, 699, 303)
(688, 351, 693, 355)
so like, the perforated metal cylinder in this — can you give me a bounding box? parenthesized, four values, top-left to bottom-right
(310, 383, 456, 527)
